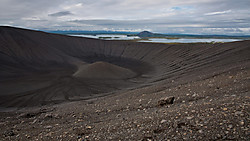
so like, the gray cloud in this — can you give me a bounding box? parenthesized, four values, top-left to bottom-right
(48, 11, 73, 17)
(0, 0, 250, 35)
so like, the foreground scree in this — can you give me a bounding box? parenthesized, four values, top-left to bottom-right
(0, 26, 249, 140)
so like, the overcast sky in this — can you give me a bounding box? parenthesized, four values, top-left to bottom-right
(0, 0, 250, 35)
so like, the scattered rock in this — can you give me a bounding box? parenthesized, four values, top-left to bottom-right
(44, 113, 53, 119)
(20, 113, 37, 118)
(186, 116, 193, 120)
(86, 126, 92, 129)
(31, 119, 38, 124)
(116, 114, 121, 118)
(45, 132, 53, 137)
(239, 121, 244, 125)
(88, 101, 94, 104)
(142, 135, 153, 141)
(25, 134, 31, 139)
(77, 135, 82, 139)
(153, 128, 164, 134)
(177, 122, 186, 128)
(160, 119, 167, 124)
(198, 130, 203, 134)
(157, 96, 175, 106)
(235, 111, 243, 116)
(4, 130, 16, 137)
(45, 125, 52, 129)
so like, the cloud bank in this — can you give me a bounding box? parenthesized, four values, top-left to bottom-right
(0, 0, 250, 35)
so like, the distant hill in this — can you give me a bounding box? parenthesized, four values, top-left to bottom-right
(137, 31, 166, 38)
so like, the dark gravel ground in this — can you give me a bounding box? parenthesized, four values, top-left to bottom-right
(0, 67, 249, 140)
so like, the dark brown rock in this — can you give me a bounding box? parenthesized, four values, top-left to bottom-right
(158, 96, 175, 106)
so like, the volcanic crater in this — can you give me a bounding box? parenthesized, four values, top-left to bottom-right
(0, 26, 250, 140)
(0, 26, 249, 108)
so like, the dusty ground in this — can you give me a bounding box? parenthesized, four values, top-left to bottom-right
(0, 67, 249, 140)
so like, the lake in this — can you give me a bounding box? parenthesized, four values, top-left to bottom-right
(70, 34, 140, 40)
(70, 34, 244, 43)
(139, 38, 243, 43)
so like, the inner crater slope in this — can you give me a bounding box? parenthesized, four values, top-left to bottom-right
(0, 26, 249, 108)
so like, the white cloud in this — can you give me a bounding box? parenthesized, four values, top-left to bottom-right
(204, 10, 232, 16)
(63, 2, 83, 10)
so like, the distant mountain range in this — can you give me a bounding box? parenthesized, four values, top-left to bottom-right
(136, 31, 250, 39)
(47, 30, 250, 39)
(48, 30, 138, 35)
